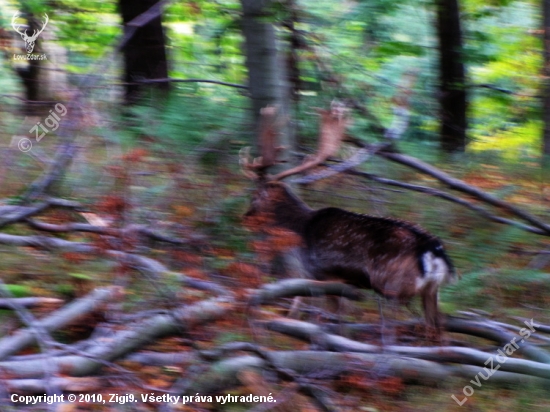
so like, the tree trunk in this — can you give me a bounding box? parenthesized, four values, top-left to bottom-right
(13, 11, 46, 113)
(543, 0, 550, 159)
(240, 0, 293, 161)
(241, 0, 299, 292)
(435, 0, 467, 153)
(118, 0, 169, 104)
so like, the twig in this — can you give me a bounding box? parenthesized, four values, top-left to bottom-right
(0, 287, 119, 360)
(0, 295, 233, 377)
(347, 169, 549, 235)
(249, 279, 364, 306)
(0, 297, 62, 309)
(375, 150, 550, 235)
(133, 78, 247, 90)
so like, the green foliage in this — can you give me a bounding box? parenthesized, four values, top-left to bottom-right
(442, 269, 550, 311)
(3, 284, 31, 297)
(464, 1, 542, 156)
(35, 0, 120, 61)
(120, 90, 247, 151)
(68, 272, 92, 281)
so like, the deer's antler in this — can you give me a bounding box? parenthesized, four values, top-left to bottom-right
(240, 106, 285, 180)
(271, 103, 349, 181)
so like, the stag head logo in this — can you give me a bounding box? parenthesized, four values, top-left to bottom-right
(12, 13, 49, 54)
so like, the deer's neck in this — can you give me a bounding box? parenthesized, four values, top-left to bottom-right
(272, 196, 313, 234)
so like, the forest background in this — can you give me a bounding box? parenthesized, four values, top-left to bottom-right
(0, 0, 550, 411)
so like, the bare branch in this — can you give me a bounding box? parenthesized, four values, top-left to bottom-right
(0, 297, 62, 309)
(0, 233, 96, 253)
(446, 316, 550, 364)
(0, 296, 233, 377)
(249, 279, 364, 306)
(0, 287, 120, 360)
(348, 169, 549, 235)
(6, 377, 101, 394)
(265, 318, 550, 377)
(134, 77, 247, 90)
(376, 150, 550, 235)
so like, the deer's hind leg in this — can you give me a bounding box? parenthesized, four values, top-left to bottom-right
(421, 284, 443, 341)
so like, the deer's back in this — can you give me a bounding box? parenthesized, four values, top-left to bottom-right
(300, 207, 454, 300)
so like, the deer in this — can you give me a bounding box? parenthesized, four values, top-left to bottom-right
(241, 105, 457, 334)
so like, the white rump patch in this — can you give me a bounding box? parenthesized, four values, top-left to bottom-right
(416, 251, 449, 290)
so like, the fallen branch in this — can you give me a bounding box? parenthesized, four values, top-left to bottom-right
(181, 350, 548, 396)
(125, 351, 196, 366)
(446, 316, 550, 364)
(7, 377, 101, 394)
(249, 279, 364, 306)
(376, 149, 550, 236)
(0, 234, 219, 293)
(264, 318, 550, 379)
(0, 233, 96, 253)
(0, 204, 50, 229)
(25, 220, 197, 246)
(348, 170, 548, 235)
(0, 287, 119, 360)
(22, 141, 80, 203)
(0, 198, 82, 229)
(134, 77, 247, 90)
(0, 297, 62, 309)
(0, 295, 234, 377)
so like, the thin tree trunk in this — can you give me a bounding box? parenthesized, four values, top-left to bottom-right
(435, 0, 467, 153)
(240, 0, 293, 160)
(13, 11, 45, 113)
(118, 0, 169, 104)
(241, 0, 299, 299)
(543, 0, 550, 158)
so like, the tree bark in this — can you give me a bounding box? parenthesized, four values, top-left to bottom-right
(0, 287, 118, 360)
(435, 0, 467, 152)
(543, 0, 550, 159)
(118, 0, 169, 104)
(240, 0, 299, 289)
(240, 0, 293, 161)
(13, 11, 46, 113)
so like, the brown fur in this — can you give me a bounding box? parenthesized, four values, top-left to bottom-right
(246, 182, 456, 330)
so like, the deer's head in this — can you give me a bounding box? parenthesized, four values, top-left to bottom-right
(241, 104, 350, 232)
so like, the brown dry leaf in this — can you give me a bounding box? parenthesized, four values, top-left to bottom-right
(147, 377, 171, 388)
(122, 148, 149, 162)
(173, 205, 194, 218)
(249, 240, 276, 261)
(212, 247, 235, 260)
(96, 195, 127, 215)
(337, 371, 375, 392)
(62, 252, 89, 264)
(56, 404, 79, 412)
(237, 370, 310, 412)
(223, 262, 264, 287)
(267, 228, 302, 253)
(174, 251, 203, 266)
(377, 376, 404, 396)
(462, 172, 507, 190)
(243, 214, 274, 231)
(185, 268, 208, 280)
